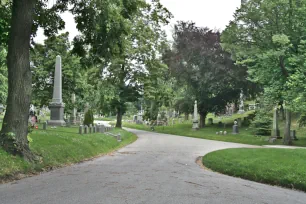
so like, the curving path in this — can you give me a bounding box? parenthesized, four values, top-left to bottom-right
(1, 129, 306, 204)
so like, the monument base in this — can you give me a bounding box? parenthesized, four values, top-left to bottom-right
(192, 120, 199, 130)
(49, 102, 66, 126)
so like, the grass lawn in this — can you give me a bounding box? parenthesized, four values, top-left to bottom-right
(122, 111, 306, 147)
(95, 117, 115, 121)
(202, 148, 306, 192)
(0, 125, 137, 182)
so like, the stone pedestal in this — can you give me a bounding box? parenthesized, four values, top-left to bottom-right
(192, 120, 199, 130)
(233, 125, 239, 134)
(48, 103, 66, 126)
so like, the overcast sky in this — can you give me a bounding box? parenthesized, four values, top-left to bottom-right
(34, 0, 241, 44)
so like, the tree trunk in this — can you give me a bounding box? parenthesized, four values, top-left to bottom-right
(199, 113, 207, 128)
(116, 106, 123, 128)
(184, 113, 189, 121)
(280, 104, 285, 121)
(0, 0, 36, 161)
(283, 109, 292, 145)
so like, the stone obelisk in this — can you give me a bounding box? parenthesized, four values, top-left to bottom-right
(49, 56, 66, 126)
(192, 100, 199, 130)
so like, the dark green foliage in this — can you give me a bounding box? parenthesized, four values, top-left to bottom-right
(298, 114, 306, 128)
(250, 110, 272, 136)
(83, 109, 94, 126)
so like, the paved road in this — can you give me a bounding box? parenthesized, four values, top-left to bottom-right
(1, 129, 306, 204)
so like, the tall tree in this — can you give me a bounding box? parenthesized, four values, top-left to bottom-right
(165, 21, 251, 128)
(72, 0, 172, 128)
(0, 0, 37, 160)
(222, 0, 306, 144)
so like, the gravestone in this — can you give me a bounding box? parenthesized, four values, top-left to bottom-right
(192, 101, 199, 130)
(218, 121, 223, 128)
(233, 121, 239, 134)
(43, 122, 47, 130)
(79, 125, 83, 134)
(48, 56, 66, 126)
(271, 107, 281, 138)
(84, 125, 88, 134)
(208, 118, 213, 125)
(93, 126, 96, 133)
(100, 125, 105, 133)
(117, 133, 121, 142)
(96, 125, 100, 133)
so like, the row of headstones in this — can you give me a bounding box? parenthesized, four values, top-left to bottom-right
(79, 125, 113, 135)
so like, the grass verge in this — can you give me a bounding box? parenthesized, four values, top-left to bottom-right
(122, 112, 306, 147)
(202, 148, 306, 192)
(0, 126, 136, 182)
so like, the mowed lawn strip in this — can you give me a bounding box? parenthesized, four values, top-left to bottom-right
(202, 148, 306, 192)
(0, 126, 137, 182)
(123, 122, 306, 147)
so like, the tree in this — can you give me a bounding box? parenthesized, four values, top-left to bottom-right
(165, 21, 251, 128)
(0, 0, 148, 158)
(222, 0, 306, 145)
(72, 0, 172, 128)
(0, 0, 76, 160)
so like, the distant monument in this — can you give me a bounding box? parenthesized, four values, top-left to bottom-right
(48, 56, 66, 126)
(192, 100, 199, 130)
(238, 91, 245, 114)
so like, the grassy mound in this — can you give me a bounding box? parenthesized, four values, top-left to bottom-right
(203, 148, 306, 192)
(0, 126, 136, 182)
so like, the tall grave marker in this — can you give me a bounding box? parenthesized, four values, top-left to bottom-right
(192, 101, 199, 130)
(48, 56, 66, 126)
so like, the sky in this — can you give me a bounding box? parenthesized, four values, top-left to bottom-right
(34, 0, 242, 44)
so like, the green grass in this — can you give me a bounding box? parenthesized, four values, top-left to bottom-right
(122, 111, 306, 147)
(95, 117, 115, 121)
(0, 126, 137, 182)
(203, 148, 306, 192)
(123, 123, 274, 145)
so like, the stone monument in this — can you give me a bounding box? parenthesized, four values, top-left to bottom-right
(192, 100, 199, 130)
(238, 91, 245, 114)
(233, 121, 239, 134)
(70, 93, 77, 125)
(49, 56, 66, 126)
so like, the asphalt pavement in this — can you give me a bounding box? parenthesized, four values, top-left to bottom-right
(0, 128, 305, 204)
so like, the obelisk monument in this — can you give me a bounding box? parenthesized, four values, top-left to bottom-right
(192, 100, 199, 130)
(49, 56, 66, 126)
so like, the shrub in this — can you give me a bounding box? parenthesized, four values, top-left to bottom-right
(84, 109, 94, 126)
(250, 110, 272, 136)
